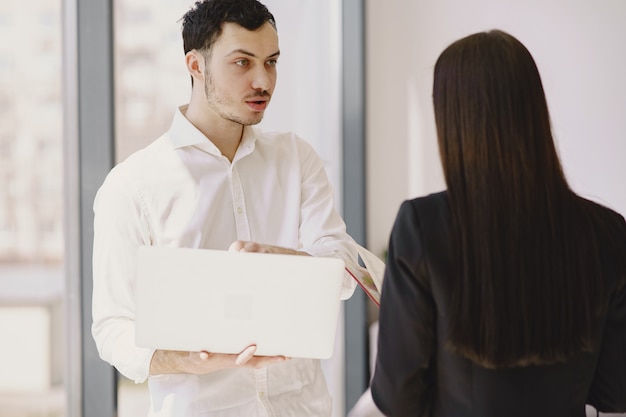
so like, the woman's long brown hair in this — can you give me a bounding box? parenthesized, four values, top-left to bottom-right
(434, 30, 609, 368)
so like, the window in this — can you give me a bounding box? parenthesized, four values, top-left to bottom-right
(0, 0, 65, 415)
(112, 0, 345, 414)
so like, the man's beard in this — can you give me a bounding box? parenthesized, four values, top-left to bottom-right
(204, 70, 266, 126)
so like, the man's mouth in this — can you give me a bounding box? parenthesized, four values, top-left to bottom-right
(246, 98, 269, 112)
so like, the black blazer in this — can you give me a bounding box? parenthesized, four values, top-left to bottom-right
(371, 191, 626, 417)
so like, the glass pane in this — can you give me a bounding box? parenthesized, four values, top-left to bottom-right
(113, 0, 343, 415)
(0, 0, 66, 415)
(114, 0, 191, 163)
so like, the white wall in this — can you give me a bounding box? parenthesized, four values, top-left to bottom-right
(365, 0, 626, 256)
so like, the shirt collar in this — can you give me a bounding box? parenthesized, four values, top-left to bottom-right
(167, 105, 258, 158)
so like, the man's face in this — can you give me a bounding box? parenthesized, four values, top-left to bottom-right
(202, 22, 279, 126)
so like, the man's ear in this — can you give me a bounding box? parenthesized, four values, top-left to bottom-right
(185, 50, 205, 82)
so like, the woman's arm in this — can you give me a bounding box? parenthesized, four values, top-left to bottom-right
(371, 200, 437, 416)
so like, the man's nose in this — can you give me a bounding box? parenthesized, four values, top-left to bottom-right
(251, 67, 273, 91)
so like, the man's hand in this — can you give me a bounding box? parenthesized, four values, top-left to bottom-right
(228, 240, 309, 256)
(149, 345, 289, 376)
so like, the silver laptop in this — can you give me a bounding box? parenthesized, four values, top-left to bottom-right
(134, 246, 345, 359)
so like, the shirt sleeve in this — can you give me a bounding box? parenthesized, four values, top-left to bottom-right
(91, 166, 156, 383)
(370, 200, 436, 416)
(295, 139, 357, 300)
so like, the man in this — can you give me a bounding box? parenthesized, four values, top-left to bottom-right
(91, 0, 357, 415)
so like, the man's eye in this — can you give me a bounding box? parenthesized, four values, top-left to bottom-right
(235, 59, 249, 67)
(267, 59, 278, 67)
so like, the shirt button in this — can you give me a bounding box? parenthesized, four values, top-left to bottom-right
(259, 391, 265, 398)
(237, 207, 243, 214)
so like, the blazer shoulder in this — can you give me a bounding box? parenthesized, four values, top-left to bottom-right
(402, 191, 449, 224)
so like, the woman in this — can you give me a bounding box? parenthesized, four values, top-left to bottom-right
(370, 30, 626, 417)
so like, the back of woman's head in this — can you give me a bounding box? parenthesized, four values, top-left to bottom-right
(433, 30, 565, 200)
(434, 30, 614, 368)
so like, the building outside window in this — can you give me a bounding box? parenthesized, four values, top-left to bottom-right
(0, 1, 66, 416)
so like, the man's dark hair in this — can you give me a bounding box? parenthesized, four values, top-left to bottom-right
(181, 0, 276, 55)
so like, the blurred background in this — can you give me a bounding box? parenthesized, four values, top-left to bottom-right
(0, 0, 624, 416)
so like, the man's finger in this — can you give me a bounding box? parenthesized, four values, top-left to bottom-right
(228, 241, 245, 252)
(235, 345, 257, 365)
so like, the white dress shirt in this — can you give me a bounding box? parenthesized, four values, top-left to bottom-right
(91, 106, 357, 417)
